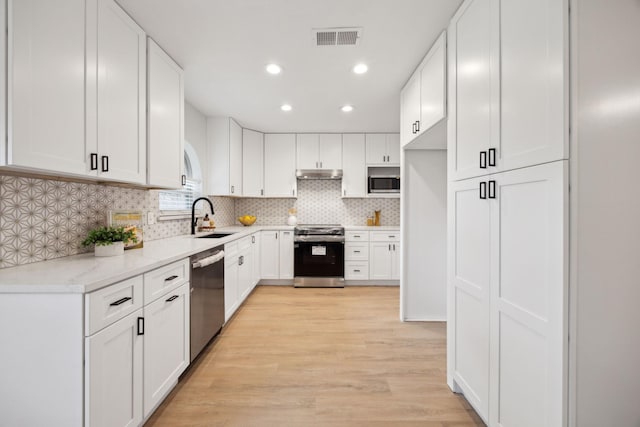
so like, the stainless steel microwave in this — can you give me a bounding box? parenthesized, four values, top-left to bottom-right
(368, 175, 400, 193)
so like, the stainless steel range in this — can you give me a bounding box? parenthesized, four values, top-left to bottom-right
(293, 225, 345, 288)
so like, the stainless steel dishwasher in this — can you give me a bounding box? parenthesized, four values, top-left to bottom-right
(190, 246, 225, 362)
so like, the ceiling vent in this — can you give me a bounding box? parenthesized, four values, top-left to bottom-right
(312, 27, 362, 47)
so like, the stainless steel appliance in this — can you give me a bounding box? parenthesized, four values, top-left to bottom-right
(190, 246, 225, 361)
(368, 174, 400, 193)
(294, 225, 345, 288)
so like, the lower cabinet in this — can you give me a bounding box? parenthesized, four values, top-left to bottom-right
(251, 232, 261, 287)
(224, 236, 254, 322)
(260, 229, 294, 280)
(369, 232, 400, 280)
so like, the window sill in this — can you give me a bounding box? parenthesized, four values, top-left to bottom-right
(158, 211, 202, 221)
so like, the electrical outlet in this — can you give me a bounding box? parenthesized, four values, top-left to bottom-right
(147, 211, 155, 225)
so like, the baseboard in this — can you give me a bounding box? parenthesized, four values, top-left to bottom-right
(257, 279, 294, 286)
(344, 280, 400, 286)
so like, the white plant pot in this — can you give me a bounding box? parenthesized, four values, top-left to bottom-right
(94, 241, 125, 257)
(287, 215, 297, 226)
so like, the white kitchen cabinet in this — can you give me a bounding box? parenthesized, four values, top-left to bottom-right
(448, 0, 568, 181)
(7, 0, 88, 175)
(242, 129, 264, 197)
(86, 309, 144, 427)
(401, 32, 447, 147)
(345, 231, 370, 280)
(264, 133, 297, 197)
(147, 38, 184, 189)
(341, 134, 366, 198)
(279, 230, 294, 280)
(143, 282, 189, 417)
(296, 133, 342, 170)
(237, 236, 253, 302)
(366, 134, 400, 166)
(260, 230, 279, 279)
(91, 0, 147, 184)
(208, 117, 243, 196)
(224, 242, 240, 321)
(369, 231, 400, 281)
(0, 0, 6, 167)
(447, 161, 567, 426)
(250, 232, 261, 288)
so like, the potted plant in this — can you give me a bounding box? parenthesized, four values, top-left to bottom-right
(82, 226, 137, 257)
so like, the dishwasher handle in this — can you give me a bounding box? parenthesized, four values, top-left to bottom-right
(192, 250, 225, 269)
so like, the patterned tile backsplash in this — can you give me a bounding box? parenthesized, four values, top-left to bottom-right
(235, 180, 400, 226)
(0, 175, 398, 269)
(0, 174, 233, 269)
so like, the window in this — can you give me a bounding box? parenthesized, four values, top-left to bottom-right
(158, 142, 203, 216)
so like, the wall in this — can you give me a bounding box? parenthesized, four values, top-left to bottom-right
(235, 180, 400, 226)
(571, 0, 640, 425)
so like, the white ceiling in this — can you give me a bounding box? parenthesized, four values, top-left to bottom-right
(118, 0, 463, 133)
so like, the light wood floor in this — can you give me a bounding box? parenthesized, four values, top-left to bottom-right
(146, 286, 484, 427)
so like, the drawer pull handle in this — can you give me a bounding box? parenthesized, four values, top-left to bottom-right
(354, 269, 361, 273)
(354, 235, 360, 238)
(389, 236, 396, 238)
(354, 250, 361, 253)
(166, 295, 179, 302)
(165, 275, 179, 281)
(110, 297, 132, 306)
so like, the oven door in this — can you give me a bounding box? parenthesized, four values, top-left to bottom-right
(294, 241, 345, 278)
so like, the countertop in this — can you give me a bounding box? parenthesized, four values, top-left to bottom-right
(0, 224, 397, 294)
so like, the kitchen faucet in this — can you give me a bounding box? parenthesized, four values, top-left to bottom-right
(191, 197, 215, 235)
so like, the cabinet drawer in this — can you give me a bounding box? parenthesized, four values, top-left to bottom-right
(143, 259, 189, 305)
(225, 241, 239, 258)
(86, 275, 143, 336)
(345, 262, 369, 280)
(370, 231, 400, 242)
(345, 231, 369, 242)
(238, 236, 252, 251)
(345, 243, 369, 261)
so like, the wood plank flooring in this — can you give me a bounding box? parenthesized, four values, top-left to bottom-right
(146, 286, 484, 427)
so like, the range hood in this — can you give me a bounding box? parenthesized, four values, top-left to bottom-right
(296, 169, 343, 180)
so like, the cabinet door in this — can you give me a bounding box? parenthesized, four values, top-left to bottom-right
(400, 74, 421, 147)
(447, 175, 491, 422)
(8, 0, 88, 175)
(489, 161, 567, 427)
(296, 133, 319, 169)
(86, 309, 143, 427)
(447, 0, 495, 181)
(224, 256, 239, 321)
(498, 0, 568, 173)
(264, 134, 297, 197)
(260, 231, 279, 279)
(251, 233, 261, 287)
(147, 38, 184, 189)
(420, 32, 447, 133)
(94, 0, 146, 184)
(238, 249, 252, 302)
(279, 230, 294, 279)
(369, 242, 392, 280)
(385, 134, 401, 165)
(365, 134, 387, 164)
(229, 119, 242, 195)
(319, 134, 342, 169)
(242, 129, 264, 197)
(390, 243, 400, 280)
(143, 283, 189, 417)
(341, 134, 366, 198)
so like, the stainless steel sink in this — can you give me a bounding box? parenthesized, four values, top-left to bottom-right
(197, 233, 235, 239)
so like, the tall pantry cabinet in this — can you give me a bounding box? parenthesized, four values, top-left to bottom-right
(446, 0, 569, 426)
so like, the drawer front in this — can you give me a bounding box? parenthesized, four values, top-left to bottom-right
(345, 262, 369, 280)
(143, 259, 190, 305)
(238, 235, 252, 251)
(86, 275, 144, 336)
(345, 231, 369, 242)
(370, 231, 400, 242)
(345, 243, 369, 261)
(225, 241, 239, 258)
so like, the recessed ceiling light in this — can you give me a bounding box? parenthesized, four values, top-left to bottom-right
(266, 63, 282, 75)
(353, 63, 368, 74)
(281, 104, 292, 112)
(341, 105, 354, 112)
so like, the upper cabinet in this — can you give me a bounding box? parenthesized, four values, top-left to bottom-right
(365, 134, 400, 166)
(264, 134, 297, 198)
(7, 0, 89, 175)
(5, 0, 148, 185)
(296, 134, 342, 170)
(147, 38, 184, 189)
(448, 0, 568, 181)
(341, 134, 366, 198)
(208, 117, 243, 196)
(401, 32, 447, 148)
(242, 129, 264, 197)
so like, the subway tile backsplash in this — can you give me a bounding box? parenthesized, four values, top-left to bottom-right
(0, 175, 399, 269)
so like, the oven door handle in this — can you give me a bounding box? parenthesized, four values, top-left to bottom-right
(192, 251, 225, 269)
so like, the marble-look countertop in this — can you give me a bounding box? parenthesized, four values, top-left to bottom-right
(0, 225, 288, 294)
(343, 225, 400, 231)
